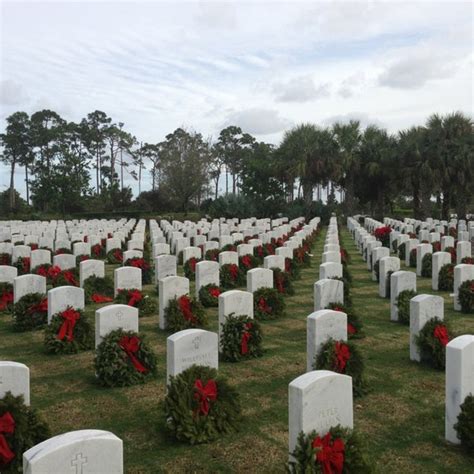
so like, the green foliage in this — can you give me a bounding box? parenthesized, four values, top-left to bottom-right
(0, 392, 50, 473)
(288, 425, 372, 473)
(0, 253, 12, 265)
(415, 317, 450, 370)
(273, 268, 294, 295)
(95, 329, 157, 387)
(458, 280, 474, 314)
(198, 284, 221, 308)
(205, 248, 220, 262)
(326, 302, 364, 339)
(314, 338, 366, 397)
(12, 293, 47, 331)
(107, 248, 123, 264)
(438, 263, 454, 291)
(43, 308, 94, 354)
(398, 242, 406, 260)
(220, 315, 263, 362)
(220, 263, 244, 289)
(454, 394, 474, 454)
(0, 282, 13, 313)
(83, 275, 114, 302)
(238, 254, 259, 272)
(385, 271, 394, 299)
(409, 248, 417, 267)
(183, 257, 200, 280)
(164, 365, 242, 444)
(331, 276, 352, 307)
(253, 287, 285, 320)
(164, 296, 207, 333)
(373, 259, 380, 282)
(421, 253, 432, 277)
(396, 289, 417, 325)
(124, 257, 153, 284)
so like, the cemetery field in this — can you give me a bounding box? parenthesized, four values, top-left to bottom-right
(1, 227, 472, 473)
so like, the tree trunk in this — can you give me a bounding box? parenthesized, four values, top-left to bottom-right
(442, 186, 450, 220)
(225, 166, 229, 194)
(96, 151, 100, 194)
(232, 172, 236, 195)
(9, 160, 16, 211)
(344, 176, 355, 216)
(138, 162, 142, 195)
(302, 181, 312, 205)
(25, 164, 29, 206)
(214, 172, 220, 200)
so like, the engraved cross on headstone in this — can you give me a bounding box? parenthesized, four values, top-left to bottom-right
(71, 453, 88, 474)
(117, 310, 123, 321)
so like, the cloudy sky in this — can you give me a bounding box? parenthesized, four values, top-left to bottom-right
(0, 0, 472, 196)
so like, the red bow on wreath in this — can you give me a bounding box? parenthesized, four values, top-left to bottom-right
(92, 245, 101, 257)
(0, 411, 15, 466)
(241, 322, 253, 355)
(347, 323, 356, 335)
(127, 290, 143, 307)
(48, 266, 62, 279)
(188, 258, 197, 272)
(178, 296, 197, 324)
(113, 249, 123, 262)
(312, 432, 345, 474)
(0, 291, 13, 311)
(257, 297, 271, 314)
(209, 287, 220, 298)
(36, 266, 48, 277)
(276, 275, 284, 293)
(28, 298, 48, 314)
(91, 294, 113, 303)
(242, 255, 252, 268)
(285, 259, 291, 273)
(119, 335, 148, 373)
(193, 379, 217, 416)
(57, 308, 81, 342)
(22, 257, 31, 273)
(62, 271, 78, 286)
(434, 325, 449, 346)
(334, 341, 351, 372)
(229, 264, 239, 281)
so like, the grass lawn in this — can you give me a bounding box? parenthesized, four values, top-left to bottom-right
(1, 226, 472, 472)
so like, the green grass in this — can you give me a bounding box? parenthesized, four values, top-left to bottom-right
(1, 228, 472, 473)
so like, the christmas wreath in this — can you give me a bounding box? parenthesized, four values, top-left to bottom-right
(198, 284, 221, 307)
(94, 329, 157, 387)
(264, 243, 276, 256)
(183, 257, 200, 281)
(165, 295, 207, 332)
(238, 254, 259, 272)
(91, 243, 105, 259)
(220, 263, 244, 289)
(0, 253, 12, 265)
(288, 425, 372, 473)
(125, 257, 152, 284)
(415, 317, 450, 370)
(421, 253, 432, 277)
(461, 257, 474, 265)
(454, 394, 474, 453)
(391, 239, 398, 253)
(313, 338, 366, 397)
(54, 248, 72, 255)
(285, 258, 301, 280)
(0, 282, 13, 313)
(51, 268, 79, 287)
(395, 289, 417, 325)
(254, 245, 265, 262)
(0, 392, 50, 473)
(31, 263, 52, 281)
(409, 248, 417, 268)
(340, 247, 350, 266)
(221, 244, 237, 252)
(374, 226, 391, 247)
(83, 275, 114, 304)
(220, 315, 263, 362)
(458, 280, 474, 314)
(14, 257, 30, 275)
(438, 263, 454, 291)
(253, 287, 284, 320)
(115, 289, 156, 316)
(326, 303, 364, 339)
(273, 268, 294, 295)
(164, 365, 241, 444)
(294, 247, 311, 267)
(432, 241, 441, 253)
(205, 249, 220, 262)
(107, 248, 123, 264)
(373, 260, 380, 282)
(445, 246, 457, 263)
(75, 254, 89, 264)
(12, 293, 48, 331)
(398, 242, 406, 260)
(44, 307, 94, 354)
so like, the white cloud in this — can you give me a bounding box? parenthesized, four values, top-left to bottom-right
(223, 108, 292, 135)
(0, 80, 27, 105)
(273, 76, 330, 102)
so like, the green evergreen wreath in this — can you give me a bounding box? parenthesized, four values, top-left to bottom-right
(0, 253, 12, 265)
(91, 243, 105, 259)
(198, 284, 221, 308)
(0, 282, 14, 313)
(238, 254, 259, 272)
(0, 392, 50, 473)
(461, 257, 474, 265)
(114, 289, 157, 316)
(164, 365, 242, 444)
(326, 302, 364, 339)
(44, 308, 94, 354)
(83, 275, 114, 303)
(415, 317, 450, 370)
(12, 293, 48, 331)
(342, 264, 353, 285)
(164, 295, 207, 332)
(294, 247, 311, 267)
(55, 248, 72, 255)
(285, 258, 301, 280)
(107, 248, 123, 264)
(273, 268, 294, 295)
(454, 394, 474, 454)
(253, 245, 265, 263)
(398, 242, 406, 260)
(220, 263, 244, 289)
(220, 315, 263, 362)
(421, 253, 432, 277)
(458, 280, 474, 314)
(288, 425, 372, 473)
(14, 257, 30, 275)
(94, 329, 157, 387)
(124, 257, 153, 284)
(183, 257, 200, 281)
(396, 289, 417, 325)
(205, 249, 220, 262)
(385, 271, 394, 299)
(331, 277, 352, 307)
(438, 263, 454, 291)
(51, 269, 79, 287)
(313, 338, 366, 397)
(221, 244, 237, 252)
(31, 264, 52, 281)
(253, 287, 285, 320)
(409, 248, 417, 268)
(373, 260, 380, 282)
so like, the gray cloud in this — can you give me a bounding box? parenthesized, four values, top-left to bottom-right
(0, 80, 27, 106)
(322, 112, 385, 130)
(273, 76, 330, 103)
(224, 108, 292, 135)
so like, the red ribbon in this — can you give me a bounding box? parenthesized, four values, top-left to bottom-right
(242, 255, 252, 268)
(193, 379, 217, 416)
(434, 325, 449, 346)
(27, 298, 48, 314)
(257, 297, 271, 314)
(57, 308, 81, 342)
(130, 258, 150, 271)
(334, 342, 351, 372)
(312, 432, 345, 474)
(48, 265, 62, 279)
(91, 294, 113, 303)
(22, 257, 31, 273)
(347, 323, 356, 335)
(209, 287, 220, 298)
(127, 290, 143, 307)
(119, 335, 148, 373)
(92, 244, 102, 257)
(178, 296, 197, 324)
(113, 249, 123, 262)
(257, 246, 264, 257)
(241, 322, 253, 355)
(0, 291, 13, 311)
(62, 271, 78, 286)
(276, 275, 284, 293)
(0, 411, 15, 466)
(36, 266, 48, 277)
(229, 264, 239, 281)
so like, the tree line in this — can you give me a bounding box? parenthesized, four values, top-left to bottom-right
(1, 109, 472, 219)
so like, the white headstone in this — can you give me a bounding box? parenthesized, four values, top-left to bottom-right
(379, 257, 400, 298)
(95, 304, 139, 348)
(79, 259, 105, 287)
(14, 274, 47, 303)
(53, 254, 76, 271)
(114, 267, 142, 297)
(30, 249, 51, 269)
(0, 361, 30, 405)
(314, 279, 344, 311)
(158, 276, 190, 330)
(155, 255, 177, 284)
(47, 286, 85, 323)
(390, 271, 416, 321)
(246, 268, 273, 293)
(319, 262, 343, 280)
(218, 290, 253, 346)
(195, 260, 219, 297)
(263, 255, 285, 271)
(0, 265, 17, 283)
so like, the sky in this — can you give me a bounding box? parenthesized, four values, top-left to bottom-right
(0, 0, 472, 197)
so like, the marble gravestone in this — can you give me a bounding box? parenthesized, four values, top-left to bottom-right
(218, 290, 253, 347)
(79, 259, 105, 288)
(314, 278, 344, 311)
(246, 268, 273, 293)
(155, 255, 177, 284)
(195, 260, 219, 298)
(390, 271, 416, 321)
(95, 304, 139, 348)
(47, 286, 85, 323)
(0, 361, 30, 405)
(158, 276, 189, 330)
(14, 274, 47, 304)
(114, 266, 142, 297)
